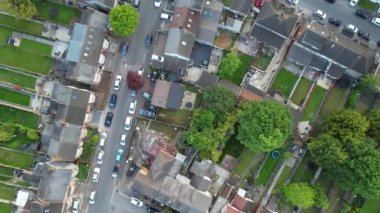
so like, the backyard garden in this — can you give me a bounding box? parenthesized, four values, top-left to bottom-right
(35, 0, 81, 26)
(228, 53, 253, 85)
(301, 86, 327, 121)
(320, 85, 349, 119)
(77, 129, 98, 182)
(0, 14, 43, 35)
(0, 68, 36, 89)
(291, 78, 313, 106)
(0, 87, 30, 106)
(271, 68, 298, 98)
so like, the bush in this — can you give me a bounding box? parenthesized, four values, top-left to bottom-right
(0, 124, 15, 142)
(26, 129, 39, 140)
(346, 90, 360, 109)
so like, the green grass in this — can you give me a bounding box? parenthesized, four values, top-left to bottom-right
(358, 0, 377, 11)
(0, 183, 16, 201)
(320, 86, 348, 118)
(0, 147, 34, 169)
(19, 39, 52, 56)
(274, 165, 292, 191)
(291, 153, 314, 183)
(80, 129, 98, 162)
(359, 199, 380, 213)
(0, 166, 14, 177)
(271, 68, 298, 97)
(148, 120, 178, 140)
(0, 69, 36, 89)
(223, 53, 253, 85)
(0, 202, 13, 213)
(234, 149, 256, 177)
(253, 53, 273, 71)
(0, 46, 52, 75)
(0, 87, 30, 106)
(291, 78, 313, 106)
(77, 163, 90, 182)
(35, 0, 81, 26)
(157, 108, 192, 127)
(0, 27, 12, 44)
(256, 155, 280, 185)
(301, 86, 327, 121)
(0, 13, 43, 35)
(0, 105, 38, 129)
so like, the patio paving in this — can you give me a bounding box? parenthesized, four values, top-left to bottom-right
(235, 34, 259, 56)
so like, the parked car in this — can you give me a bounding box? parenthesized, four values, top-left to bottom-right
(372, 17, 380, 27)
(154, 0, 161, 7)
(142, 92, 152, 100)
(344, 24, 358, 33)
(92, 167, 100, 182)
(325, 0, 335, 3)
(138, 67, 144, 76)
(358, 30, 371, 41)
(150, 71, 158, 83)
(328, 17, 342, 26)
(144, 101, 157, 112)
(104, 112, 113, 127)
(115, 149, 123, 162)
(126, 156, 133, 164)
(349, 0, 358, 7)
(112, 164, 120, 178)
(120, 42, 129, 56)
(114, 75, 122, 90)
(97, 150, 105, 164)
(130, 197, 144, 207)
(146, 206, 160, 213)
(129, 100, 137, 114)
(124, 116, 133, 130)
(109, 94, 117, 108)
(72, 199, 80, 213)
(120, 133, 127, 146)
(145, 34, 153, 47)
(313, 9, 327, 19)
(127, 163, 137, 177)
(160, 13, 172, 21)
(99, 132, 107, 147)
(355, 9, 369, 19)
(139, 109, 156, 119)
(254, 0, 265, 8)
(151, 54, 164, 62)
(130, 90, 137, 97)
(89, 190, 97, 205)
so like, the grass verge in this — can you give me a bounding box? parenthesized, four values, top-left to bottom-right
(291, 78, 312, 106)
(301, 86, 326, 121)
(80, 129, 98, 162)
(36, 0, 81, 26)
(0, 87, 30, 106)
(0, 13, 43, 35)
(0, 147, 34, 169)
(271, 68, 298, 97)
(0, 68, 36, 89)
(0, 105, 39, 129)
(77, 163, 90, 182)
(19, 39, 52, 56)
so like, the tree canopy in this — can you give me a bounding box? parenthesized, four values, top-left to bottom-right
(282, 183, 320, 209)
(358, 75, 380, 93)
(323, 110, 368, 144)
(0, 0, 37, 19)
(218, 49, 241, 79)
(203, 85, 235, 120)
(237, 101, 292, 152)
(366, 109, 380, 144)
(127, 71, 143, 90)
(109, 5, 139, 36)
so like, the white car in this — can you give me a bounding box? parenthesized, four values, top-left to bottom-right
(72, 199, 80, 213)
(114, 75, 122, 90)
(92, 167, 100, 183)
(138, 67, 144, 76)
(151, 54, 164, 62)
(124, 116, 133, 130)
(89, 190, 97, 205)
(154, 0, 161, 7)
(99, 132, 107, 147)
(349, 0, 358, 7)
(129, 100, 137, 114)
(97, 150, 105, 164)
(130, 197, 144, 207)
(313, 9, 327, 19)
(345, 24, 358, 33)
(120, 133, 127, 146)
(287, 0, 299, 4)
(126, 156, 133, 164)
(372, 17, 380, 27)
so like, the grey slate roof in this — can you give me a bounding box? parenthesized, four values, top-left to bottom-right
(195, 71, 219, 89)
(230, 0, 252, 15)
(66, 23, 87, 63)
(286, 44, 314, 65)
(191, 175, 211, 192)
(163, 55, 189, 73)
(326, 63, 345, 79)
(196, 0, 223, 44)
(165, 28, 195, 60)
(167, 83, 185, 109)
(250, 1, 298, 49)
(47, 139, 78, 162)
(151, 80, 185, 109)
(175, 0, 204, 11)
(310, 55, 328, 71)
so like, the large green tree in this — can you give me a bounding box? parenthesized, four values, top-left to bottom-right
(109, 5, 139, 36)
(366, 109, 380, 144)
(358, 75, 380, 93)
(237, 101, 292, 152)
(0, 0, 37, 19)
(282, 183, 316, 209)
(323, 110, 368, 144)
(203, 85, 235, 120)
(218, 49, 241, 79)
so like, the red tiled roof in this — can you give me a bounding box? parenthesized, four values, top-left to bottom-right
(170, 7, 200, 34)
(226, 205, 242, 213)
(232, 195, 248, 211)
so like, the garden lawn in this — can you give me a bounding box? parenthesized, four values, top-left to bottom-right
(0, 183, 16, 201)
(0, 147, 34, 169)
(0, 69, 36, 89)
(80, 129, 98, 162)
(0, 46, 52, 75)
(359, 199, 380, 213)
(274, 165, 292, 191)
(358, 0, 377, 11)
(301, 86, 326, 121)
(77, 163, 90, 182)
(271, 68, 298, 97)
(0, 14, 43, 35)
(320, 86, 348, 118)
(290, 78, 312, 106)
(157, 108, 191, 127)
(19, 39, 52, 56)
(0, 202, 13, 213)
(0, 105, 38, 129)
(0, 88, 30, 106)
(0, 27, 12, 44)
(147, 120, 177, 140)
(234, 149, 256, 177)
(228, 53, 253, 85)
(291, 153, 314, 183)
(256, 155, 280, 185)
(253, 53, 272, 71)
(36, 0, 81, 26)
(0, 166, 14, 177)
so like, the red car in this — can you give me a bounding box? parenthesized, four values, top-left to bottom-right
(254, 0, 265, 8)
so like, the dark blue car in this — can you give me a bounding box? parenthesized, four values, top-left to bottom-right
(120, 42, 129, 56)
(109, 94, 117, 108)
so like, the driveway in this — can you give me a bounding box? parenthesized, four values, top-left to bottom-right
(294, 0, 380, 45)
(85, 0, 163, 213)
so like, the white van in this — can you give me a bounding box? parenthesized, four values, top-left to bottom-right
(160, 13, 172, 21)
(89, 190, 97, 205)
(72, 199, 80, 213)
(124, 116, 133, 130)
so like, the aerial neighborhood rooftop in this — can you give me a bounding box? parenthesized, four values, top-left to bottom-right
(0, 0, 380, 213)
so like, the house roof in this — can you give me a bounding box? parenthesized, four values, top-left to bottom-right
(196, 71, 219, 89)
(66, 23, 87, 63)
(51, 124, 82, 143)
(151, 80, 185, 109)
(232, 195, 248, 211)
(165, 28, 195, 60)
(250, 1, 298, 49)
(163, 55, 189, 73)
(190, 175, 211, 192)
(230, 0, 252, 15)
(171, 7, 200, 34)
(196, 0, 223, 44)
(175, 0, 204, 11)
(47, 138, 78, 162)
(326, 63, 345, 79)
(167, 83, 186, 109)
(150, 151, 176, 181)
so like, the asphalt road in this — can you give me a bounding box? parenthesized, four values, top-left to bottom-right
(294, 0, 380, 45)
(86, 1, 162, 213)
